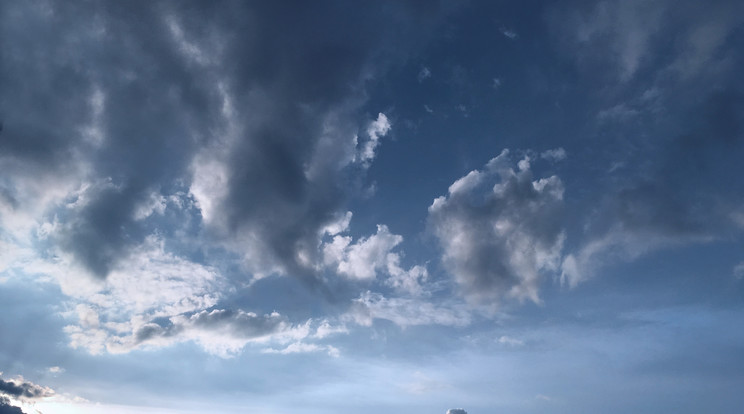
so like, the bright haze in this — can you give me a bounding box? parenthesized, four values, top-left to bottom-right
(1, 1, 743, 413)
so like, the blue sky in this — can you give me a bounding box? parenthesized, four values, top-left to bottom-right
(1, 1, 744, 413)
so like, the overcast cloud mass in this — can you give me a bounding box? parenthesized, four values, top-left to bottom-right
(1, 1, 744, 413)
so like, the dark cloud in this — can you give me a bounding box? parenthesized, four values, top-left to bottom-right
(134, 309, 286, 347)
(428, 150, 564, 304)
(0, 1, 444, 282)
(587, 89, 744, 241)
(0, 377, 53, 400)
(562, 89, 744, 285)
(0, 397, 23, 414)
(446, 409, 467, 414)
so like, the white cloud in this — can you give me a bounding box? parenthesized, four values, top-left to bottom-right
(262, 342, 340, 358)
(428, 149, 565, 304)
(348, 291, 471, 328)
(321, 211, 353, 236)
(189, 155, 230, 226)
(132, 191, 168, 221)
(497, 335, 524, 346)
(48, 367, 64, 374)
(357, 113, 391, 165)
(312, 320, 349, 339)
(540, 147, 567, 162)
(324, 225, 399, 279)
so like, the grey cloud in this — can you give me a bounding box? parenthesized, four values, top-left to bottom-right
(563, 90, 744, 285)
(0, 398, 22, 414)
(428, 150, 564, 304)
(552, 0, 744, 82)
(446, 409, 467, 414)
(0, 377, 53, 399)
(135, 309, 285, 347)
(0, 1, 444, 283)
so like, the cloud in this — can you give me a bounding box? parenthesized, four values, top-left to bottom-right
(563, 91, 744, 286)
(0, 1, 450, 359)
(65, 305, 315, 358)
(735, 262, 744, 280)
(321, 223, 428, 295)
(0, 1, 438, 289)
(553, 0, 664, 81)
(418, 66, 432, 82)
(560, 180, 715, 287)
(0, 377, 53, 400)
(356, 113, 392, 166)
(0, 374, 54, 414)
(348, 291, 470, 328)
(500, 27, 518, 39)
(497, 335, 524, 346)
(262, 342, 340, 358)
(0, 398, 23, 414)
(540, 148, 567, 162)
(446, 409, 468, 414)
(428, 149, 565, 304)
(553, 0, 744, 82)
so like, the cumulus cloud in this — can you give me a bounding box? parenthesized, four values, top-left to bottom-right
(356, 113, 392, 166)
(321, 224, 428, 295)
(428, 149, 565, 304)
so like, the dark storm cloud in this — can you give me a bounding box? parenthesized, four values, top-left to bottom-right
(0, 1, 444, 280)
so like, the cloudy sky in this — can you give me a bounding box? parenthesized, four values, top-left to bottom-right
(1, 1, 743, 413)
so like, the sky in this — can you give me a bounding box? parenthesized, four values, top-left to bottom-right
(1, 1, 744, 413)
